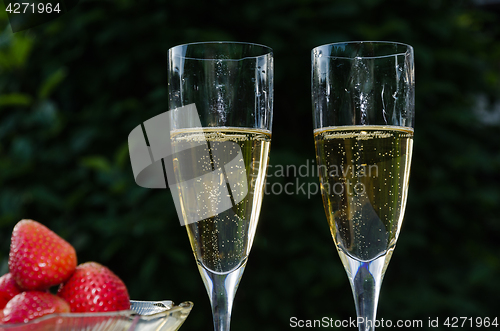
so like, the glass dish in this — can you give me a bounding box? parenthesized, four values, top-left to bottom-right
(0, 300, 193, 331)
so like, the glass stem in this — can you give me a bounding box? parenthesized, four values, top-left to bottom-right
(341, 252, 390, 331)
(197, 262, 246, 331)
(351, 263, 382, 331)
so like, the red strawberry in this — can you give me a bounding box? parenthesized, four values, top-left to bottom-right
(9, 220, 77, 291)
(57, 262, 130, 312)
(2, 291, 70, 324)
(0, 273, 22, 309)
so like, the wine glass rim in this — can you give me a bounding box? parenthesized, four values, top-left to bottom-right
(312, 40, 413, 59)
(168, 41, 273, 61)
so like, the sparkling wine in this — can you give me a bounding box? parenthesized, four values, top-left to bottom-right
(314, 125, 413, 263)
(170, 127, 271, 274)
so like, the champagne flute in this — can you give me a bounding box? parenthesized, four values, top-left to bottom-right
(167, 42, 273, 331)
(311, 41, 414, 331)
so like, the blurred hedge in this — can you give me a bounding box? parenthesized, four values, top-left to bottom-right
(0, 0, 499, 330)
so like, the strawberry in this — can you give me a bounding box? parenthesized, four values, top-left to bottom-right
(57, 262, 130, 312)
(2, 291, 70, 324)
(0, 273, 22, 309)
(8, 220, 77, 291)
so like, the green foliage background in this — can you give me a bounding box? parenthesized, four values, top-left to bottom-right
(1, 0, 499, 330)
